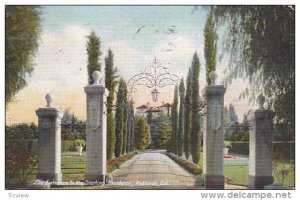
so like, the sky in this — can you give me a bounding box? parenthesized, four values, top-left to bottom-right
(6, 5, 254, 124)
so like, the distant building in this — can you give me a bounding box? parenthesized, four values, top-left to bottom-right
(135, 102, 172, 118)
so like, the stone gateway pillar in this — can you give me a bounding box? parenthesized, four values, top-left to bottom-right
(84, 71, 109, 182)
(248, 94, 275, 189)
(202, 72, 226, 189)
(35, 94, 62, 182)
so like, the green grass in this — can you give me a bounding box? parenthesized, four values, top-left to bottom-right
(23, 151, 138, 183)
(224, 166, 248, 186)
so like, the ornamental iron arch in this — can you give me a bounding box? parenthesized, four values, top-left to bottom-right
(126, 57, 206, 114)
(127, 57, 181, 102)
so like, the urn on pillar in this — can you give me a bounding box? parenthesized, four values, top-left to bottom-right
(248, 94, 275, 189)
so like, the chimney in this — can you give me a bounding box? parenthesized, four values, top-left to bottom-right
(147, 102, 150, 108)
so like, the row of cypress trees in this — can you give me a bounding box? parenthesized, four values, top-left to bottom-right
(169, 14, 217, 164)
(86, 31, 136, 160)
(169, 53, 202, 164)
(112, 78, 136, 158)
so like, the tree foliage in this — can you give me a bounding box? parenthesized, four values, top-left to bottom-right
(204, 13, 218, 85)
(134, 118, 150, 150)
(177, 78, 185, 156)
(184, 68, 192, 159)
(127, 100, 135, 152)
(114, 78, 126, 158)
(171, 86, 179, 154)
(86, 31, 101, 85)
(5, 125, 37, 188)
(122, 100, 129, 155)
(209, 6, 295, 136)
(154, 114, 172, 149)
(190, 53, 201, 164)
(5, 6, 41, 105)
(105, 49, 118, 159)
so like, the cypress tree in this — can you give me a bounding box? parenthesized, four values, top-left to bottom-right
(177, 78, 185, 157)
(184, 68, 192, 159)
(190, 52, 201, 164)
(171, 86, 179, 154)
(86, 31, 101, 85)
(105, 49, 118, 160)
(122, 94, 128, 155)
(114, 78, 126, 158)
(129, 101, 135, 152)
(134, 118, 150, 150)
(204, 14, 218, 85)
(126, 102, 131, 153)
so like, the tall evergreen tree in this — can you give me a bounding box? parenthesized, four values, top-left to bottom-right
(190, 52, 201, 164)
(122, 96, 128, 155)
(177, 78, 185, 157)
(86, 31, 101, 85)
(114, 78, 126, 158)
(105, 49, 118, 160)
(204, 14, 218, 85)
(134, 118, 150, 150)
(126, 102, 131, 153)
(5, 6, 41, 105)
(184, 68, 192, 159)
(129, 100, 135, 151)
(171, 86, 179, 154)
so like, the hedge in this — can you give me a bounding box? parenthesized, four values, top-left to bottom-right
(227, 141, 295, 159)
(167, 153, 202, 175)
(29, 140, 87, 153)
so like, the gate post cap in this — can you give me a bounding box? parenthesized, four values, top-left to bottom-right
(257, 94, 265, 110)
(45, 93, 53, 107)
(209, 71, 217, 85)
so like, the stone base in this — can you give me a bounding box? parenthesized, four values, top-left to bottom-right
(204, 174, 224, 189)
(194, 174, 204, 187)
(37, 172, 62, 182)
(264, 183, 288, 190)
(248, 175, 274, 189)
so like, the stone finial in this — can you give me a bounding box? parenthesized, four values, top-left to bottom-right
(209, 71, 217, 85)
(257, 94, 265, 110)
(45, 93, 53, 107)
(92, 71, 101, 85)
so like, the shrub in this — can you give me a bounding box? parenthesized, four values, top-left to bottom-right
(5, 127, 36, 188)
(74, 139, 85, 147)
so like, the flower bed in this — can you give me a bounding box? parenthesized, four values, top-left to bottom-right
(223, 155, 240, 160)
(107, 151, 138, 173)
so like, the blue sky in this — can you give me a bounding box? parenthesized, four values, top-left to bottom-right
(6, 5, 252, 124)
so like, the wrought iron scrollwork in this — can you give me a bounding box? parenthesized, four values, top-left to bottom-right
(127, 58, 181, 102)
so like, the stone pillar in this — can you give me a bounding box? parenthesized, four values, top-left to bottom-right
(202, 71, 226, 189)
(35, 94, 62, 182)
(84, 71, 109, 182)
(248, 94, 275, 189)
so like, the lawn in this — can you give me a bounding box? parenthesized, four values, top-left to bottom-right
(25, 151, 138, 183)
(176, 151, 294, 188)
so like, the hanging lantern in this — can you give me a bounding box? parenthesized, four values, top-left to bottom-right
(151, 88, 159, 102)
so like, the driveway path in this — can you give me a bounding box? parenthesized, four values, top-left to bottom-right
(110, 150, 196, 188)
(110, 150, 247, 189)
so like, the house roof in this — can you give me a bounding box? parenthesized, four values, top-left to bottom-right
(160, 103, 172, 107)
(136, 105, 148, 109)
